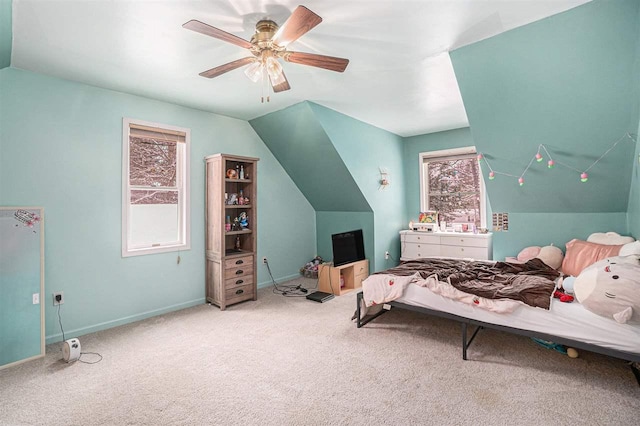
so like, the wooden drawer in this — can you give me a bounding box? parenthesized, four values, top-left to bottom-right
(440, 235, 489, 248)
(403, 233, 440, 244)
(225, 275, 254, 289)
(440, 245, 489, 260)
(224, 255, 253, 269)
(224, 263, 254, 280)
(224, 283, 254, 303)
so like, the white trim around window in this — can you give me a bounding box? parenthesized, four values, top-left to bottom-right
(122, 118, 191, 257)
(418, 146, 487, 228)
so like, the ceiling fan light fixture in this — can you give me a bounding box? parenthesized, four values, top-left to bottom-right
(244, 60, 263, 82)
(265, 56, 285, 85)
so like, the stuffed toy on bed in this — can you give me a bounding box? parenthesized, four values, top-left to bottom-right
(573, 255, 640, 324)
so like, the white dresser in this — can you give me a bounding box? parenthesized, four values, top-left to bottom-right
(400, 230, 493, 261)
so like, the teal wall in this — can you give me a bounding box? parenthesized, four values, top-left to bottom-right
(316, 211, 374, 266)
(0, 68, 316, 344)
(448, 0, 640, 257)
(251, 102, 406, 272)
(0, 0, 11, 69)
(451, 0, 639, 214)
(628, 4, 640, 239)
(308, 103, 406, 271)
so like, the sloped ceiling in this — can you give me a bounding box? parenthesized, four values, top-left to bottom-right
(450, 0, 639, 213)
(8, 0, 591, 137)
(249, 102, 371, 212)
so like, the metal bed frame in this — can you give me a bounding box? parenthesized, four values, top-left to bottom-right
(356, 291, 640, 385)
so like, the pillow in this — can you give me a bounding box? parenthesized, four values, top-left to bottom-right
(620, 241, 640, 257)
(561, 239, 622, 277)
(517, 246, 541, 262)
(536, 245, 564, 270)
(587, 232, 635, 245)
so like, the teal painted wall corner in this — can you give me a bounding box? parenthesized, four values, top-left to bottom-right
(0, 0, 10, 69)
(308, 102, 406, 271)
(250, 102, 371, 213)
(627, 3, 640, 238)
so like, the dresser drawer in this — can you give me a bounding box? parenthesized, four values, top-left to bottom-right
(403, 233, 440, 245)
(224, 283, 254, 303)
(402, 243, 440, 259)
(225, 275, 254, 289)
(224, 263, 254, 280)
(440, 235, 489, 248)
(224, 255, 253, 269)
(440, 245, 489, 260)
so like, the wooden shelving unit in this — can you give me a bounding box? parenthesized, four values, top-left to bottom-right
(205, 154, 259, 310)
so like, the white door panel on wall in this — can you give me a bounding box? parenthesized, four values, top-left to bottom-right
(0, 207, 45, 369)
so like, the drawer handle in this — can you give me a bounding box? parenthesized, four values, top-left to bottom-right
(235, 279, 244, 285)
(235, 270, 244, 275)
(235, 289, 244, 295)
(235, 259, 244, 265)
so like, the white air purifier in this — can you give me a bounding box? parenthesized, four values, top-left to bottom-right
(62, 338, 81, 363)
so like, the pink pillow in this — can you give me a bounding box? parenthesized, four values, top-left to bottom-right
(561, 239, 622, 276)
(517, 246, 541, 262)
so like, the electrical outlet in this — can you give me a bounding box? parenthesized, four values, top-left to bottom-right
(384, 251, 390, 260)
(52, 292, 64, 306)
(32, 293, 40, 305)
(262, 257, 268, 264)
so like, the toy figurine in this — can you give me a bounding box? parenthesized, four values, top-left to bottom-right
(239, 212, 248, 229)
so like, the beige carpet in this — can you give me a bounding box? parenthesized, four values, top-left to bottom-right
(1, 277, 639, 425)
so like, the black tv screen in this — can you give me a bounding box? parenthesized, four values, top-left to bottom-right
(332, 229, 365, 267)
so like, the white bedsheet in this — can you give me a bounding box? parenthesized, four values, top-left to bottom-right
(397, 282, 640, 355)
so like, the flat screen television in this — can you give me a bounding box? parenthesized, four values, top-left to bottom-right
(331, 229, 365, 267)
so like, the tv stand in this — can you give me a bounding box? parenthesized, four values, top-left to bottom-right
(318, 259, 369, 296)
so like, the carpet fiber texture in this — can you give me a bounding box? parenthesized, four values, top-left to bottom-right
(1, 277, 639, 425)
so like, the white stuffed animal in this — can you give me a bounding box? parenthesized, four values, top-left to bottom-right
(574, 256, 640, 324)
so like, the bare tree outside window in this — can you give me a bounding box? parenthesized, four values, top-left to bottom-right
(129, 137, 178, 204)
(426, 156, 481, 226)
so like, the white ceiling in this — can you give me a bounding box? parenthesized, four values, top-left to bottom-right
(10, 0, 590, 137)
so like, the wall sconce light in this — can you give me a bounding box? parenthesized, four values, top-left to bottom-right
(379, 167, 390, 190)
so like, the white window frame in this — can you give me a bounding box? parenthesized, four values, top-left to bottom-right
(419, 146, 487, 228)
(122, 118, 191, 257)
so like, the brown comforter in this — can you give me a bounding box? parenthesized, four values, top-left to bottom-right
(375, 258, 559, 309)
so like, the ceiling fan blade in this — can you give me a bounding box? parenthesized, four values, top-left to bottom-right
(283, 51, 349, 72)
(183, 20, 253, 50)
(199, 57, 255, 78)
(270, 71, 291, 93)
(272, 6, 322, 47)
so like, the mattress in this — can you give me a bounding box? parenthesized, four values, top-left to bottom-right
(397, 282, 640, 355)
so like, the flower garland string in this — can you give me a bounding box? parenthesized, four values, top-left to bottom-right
(476, 133, 637, 186)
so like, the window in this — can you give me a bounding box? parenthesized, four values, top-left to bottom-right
(419, 146, 486, 228)
(122, 118, 190, 257)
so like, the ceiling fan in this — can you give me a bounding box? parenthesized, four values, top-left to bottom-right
(183, 5, 349, 98)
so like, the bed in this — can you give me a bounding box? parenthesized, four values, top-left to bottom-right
(356, 251, 640, 385)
